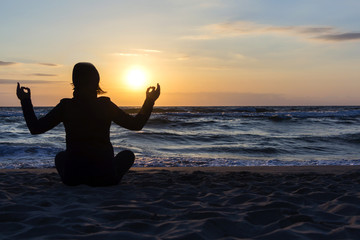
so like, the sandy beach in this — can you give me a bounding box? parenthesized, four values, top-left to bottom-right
(1, 166, 360, 239)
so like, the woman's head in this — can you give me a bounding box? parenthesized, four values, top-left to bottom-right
(72, 62, 105, 95)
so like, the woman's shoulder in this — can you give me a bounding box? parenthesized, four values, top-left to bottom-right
(97, 96, 111, 101)
(97, 96, 114, 105)
(59, 97, 111, 103)
(60, 98, 72, 103)
(58, 98, 76, 107)
(98, 96, 117, 108)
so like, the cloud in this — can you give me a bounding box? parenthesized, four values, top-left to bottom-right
(176, 55, 190, 61)
(38, 63, 59, 67)
(1, 61, 61, 67)
(0, 61, 17, 66)
(181, 35, 215, 40)
(164, 91, 290, 106)
(208, 21, 336, 36)
(112, 48, 162, 57)
(184, 21, 360, 42)
(295, 27, 334, 34)
(315, 32, 360, 41)
(113, 53, 146, 57)
(29, 73, 57, 77)
(133, 49, 162, 53)
(0, 79, 63, 84)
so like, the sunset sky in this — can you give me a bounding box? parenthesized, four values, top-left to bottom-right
(1, 0, 360, 106)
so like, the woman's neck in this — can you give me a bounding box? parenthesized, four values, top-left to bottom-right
(73, 90, 97, 100)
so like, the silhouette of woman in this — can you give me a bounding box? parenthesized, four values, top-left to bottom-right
(16, 62, 160, 186)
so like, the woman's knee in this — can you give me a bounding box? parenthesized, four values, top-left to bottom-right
(116, 150, 135, 162)
(55, 151, 67, 167)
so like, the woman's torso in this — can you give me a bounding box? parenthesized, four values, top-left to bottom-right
(61, 97, 114, 159)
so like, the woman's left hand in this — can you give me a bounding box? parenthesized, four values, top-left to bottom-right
(146, 83, 160, 102)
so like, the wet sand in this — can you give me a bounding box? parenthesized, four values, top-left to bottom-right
(1, 166, 360, 239)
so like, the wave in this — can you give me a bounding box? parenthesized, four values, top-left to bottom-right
(0, 143, 61, 157)
(3, 106, 360, 119)
(297, 133, 360, 145)
(148, 106, 360, 120)
(2, 106, 360, 169)
(157, 144, 286, 155)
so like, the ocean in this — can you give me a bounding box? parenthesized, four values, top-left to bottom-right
(1, 106, 360, 169)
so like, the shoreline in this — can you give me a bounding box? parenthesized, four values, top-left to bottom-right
(1, 164, 360, 174)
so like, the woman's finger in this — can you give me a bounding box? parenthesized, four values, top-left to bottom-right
(156, 83, 160, 93)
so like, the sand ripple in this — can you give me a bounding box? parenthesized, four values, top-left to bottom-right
(0, 168, 360, 239)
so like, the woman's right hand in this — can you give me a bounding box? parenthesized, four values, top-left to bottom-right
(16, 82, 31, 100)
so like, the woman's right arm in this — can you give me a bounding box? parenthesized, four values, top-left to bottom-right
(17, 83, 63, 134)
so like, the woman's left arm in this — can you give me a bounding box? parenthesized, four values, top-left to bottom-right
(112, 84, 160, 131)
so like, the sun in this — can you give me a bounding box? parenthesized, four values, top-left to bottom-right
(125, 67, 147, 90)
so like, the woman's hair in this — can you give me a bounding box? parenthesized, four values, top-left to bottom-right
(72, 62, 106, 95)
